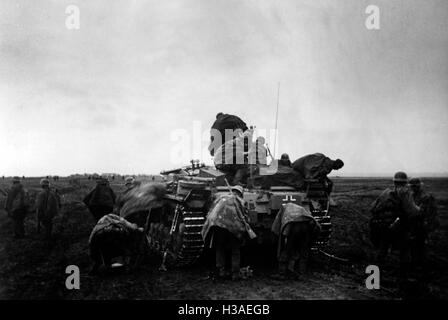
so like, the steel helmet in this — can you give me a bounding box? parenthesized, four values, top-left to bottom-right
(393, 171, 408, 183)
(231, 185, 244, 196)
(409, 177, 422, 186)
(40, 178, 50, 186)
(125, 176, 135, 186)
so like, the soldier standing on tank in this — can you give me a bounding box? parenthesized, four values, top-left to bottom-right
(4, 176, 30, 238)
(36, 178, 61, 239)
(408, 177, 439, 274)
(83, 177, 116, 222)
(246, 136, 268, 181)
(370, 171, 421, 280)
(208, 112, 248, 157)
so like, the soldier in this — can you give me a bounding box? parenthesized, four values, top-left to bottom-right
(115, 176, 138, 213)
(292, 153, 344, 193)
(409, 177, 439, 272)
(271, 203, 321, 279)
(36, 178, 61, 239)
(83, 177, 116, 222)
(214, 130, 250, 185)
(369, 171, 421, 280)
(248, 136, 268, 166)
(208, 112, 248, 156)
(88, 214, 144, 275)
(202, 185, 256, 280)
(4, 176, 30, 238)
(278, 153, 292, 167)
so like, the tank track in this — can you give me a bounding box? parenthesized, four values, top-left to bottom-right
(172, 204, 206, 267)
(310, 207, 332, 248)
(305, 181, 332, 249)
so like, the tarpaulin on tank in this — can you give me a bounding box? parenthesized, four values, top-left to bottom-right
(259, 164, 304, 190)
(119, 183, 166, 221)
(271, 203, 320, 236)
(292, 153, 334, 180)
(202, 194, 256, 246)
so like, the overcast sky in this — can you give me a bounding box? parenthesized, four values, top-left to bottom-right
(0, 0, 447, 177)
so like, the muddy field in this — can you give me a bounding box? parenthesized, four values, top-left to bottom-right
(0, 177, 447, 300)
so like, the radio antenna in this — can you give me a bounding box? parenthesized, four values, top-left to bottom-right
(273, 82, 280, 158)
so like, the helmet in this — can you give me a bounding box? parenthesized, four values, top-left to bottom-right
(125, 176, 135, 186)
(333, 159, 344, 169)
(231, 185, 244, 196)
(12, 176, 21, 183)
(409, 177, 422, 186)
(40, 178, 50, 186)
(281, 153, 290, 161)
(393, 171, 408, 183)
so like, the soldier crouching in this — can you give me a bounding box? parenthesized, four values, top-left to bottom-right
(271, 203, 321, 279)
(202, 186, 257, 281)
(89, 214, 144, 275)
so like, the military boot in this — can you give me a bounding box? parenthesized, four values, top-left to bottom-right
(271, 262, 288, 280)
(298, 259, 308, 274)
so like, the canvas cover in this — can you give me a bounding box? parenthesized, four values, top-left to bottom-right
(119, 183, 166, 220)
(292, 153, 334, 180)
(89, 214, 140, 245)
(202, 194, 256, 245)
(271, 202, 320, 236)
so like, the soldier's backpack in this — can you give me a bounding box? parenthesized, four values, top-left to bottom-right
(368, 189, 399, 248)
(11, 188, 30, 213)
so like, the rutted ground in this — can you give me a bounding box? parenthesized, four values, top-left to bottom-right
(0, 177, 447, 300)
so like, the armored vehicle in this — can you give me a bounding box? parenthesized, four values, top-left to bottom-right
(140, 160, 334, 268)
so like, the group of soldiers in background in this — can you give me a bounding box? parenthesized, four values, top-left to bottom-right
(82, 176, 142, 222)
(370, 171, 438, 281)
(3, 177, 61, 239)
